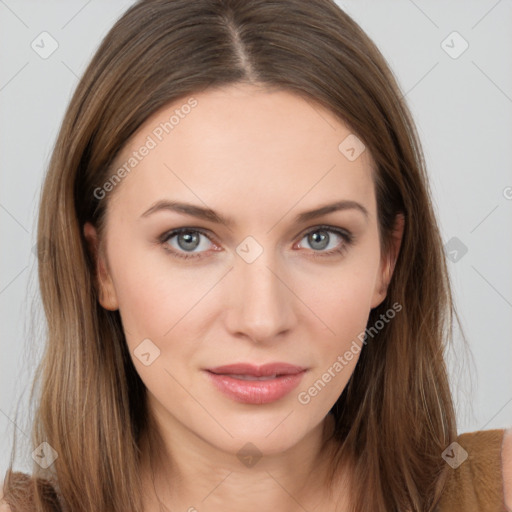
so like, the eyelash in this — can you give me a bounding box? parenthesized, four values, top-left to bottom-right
(158, 225, 355, 261)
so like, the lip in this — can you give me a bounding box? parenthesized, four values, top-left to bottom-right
(204, 363, 307, 404)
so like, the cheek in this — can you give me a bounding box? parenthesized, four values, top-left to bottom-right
(300, 274, 372, 364)
(291, 239, 381, 377)
(293, 268, 376, 411)
(298, 253, 380, 332)
(110, 250, 209, 397)
(107, 242, 200, 346)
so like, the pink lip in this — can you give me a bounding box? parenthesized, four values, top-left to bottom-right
(205, 363, 307, 404)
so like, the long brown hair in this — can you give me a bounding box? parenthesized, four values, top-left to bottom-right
(2, 0, 464, 510)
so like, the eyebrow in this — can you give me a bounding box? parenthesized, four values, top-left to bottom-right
(140, 199, 369, 226)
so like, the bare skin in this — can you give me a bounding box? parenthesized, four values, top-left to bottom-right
(84, 83, 404, 511)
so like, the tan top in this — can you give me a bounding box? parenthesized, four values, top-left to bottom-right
(436, 428, 509, 511)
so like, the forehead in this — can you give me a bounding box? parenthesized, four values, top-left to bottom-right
(106, 84, 376, 224)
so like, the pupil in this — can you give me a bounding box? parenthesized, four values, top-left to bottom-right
(178, 232, 199, 251)
(309, 231, 328, 250)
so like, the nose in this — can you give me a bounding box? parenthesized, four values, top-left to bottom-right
(224, 249, 295, 344)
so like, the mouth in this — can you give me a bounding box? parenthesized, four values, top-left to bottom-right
(207, 362, 306, 377)
(204, 362, 307, 404)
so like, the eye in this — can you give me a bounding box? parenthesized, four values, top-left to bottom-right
(159, 228, 217, 260)
(295, 225, 354, 258)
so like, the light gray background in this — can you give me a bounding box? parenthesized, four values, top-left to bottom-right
(1, 0, 511, 476)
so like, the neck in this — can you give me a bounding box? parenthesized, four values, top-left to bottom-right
(139, 413, 352, 512)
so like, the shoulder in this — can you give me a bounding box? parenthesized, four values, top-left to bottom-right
(501, 426, 512, 510)
(437, 428, 506, 511)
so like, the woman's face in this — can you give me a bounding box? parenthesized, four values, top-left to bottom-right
(85, 84, 402, 457)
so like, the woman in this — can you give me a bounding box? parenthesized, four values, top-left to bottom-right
(2, 0, 510, 510)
